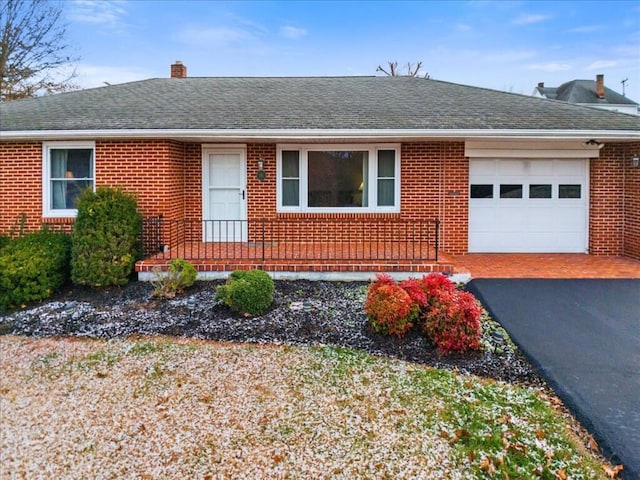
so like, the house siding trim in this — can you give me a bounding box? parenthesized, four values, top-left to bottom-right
(2, 128, 639, 142)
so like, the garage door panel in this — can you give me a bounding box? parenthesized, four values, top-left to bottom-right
(469, 159, 587, 253)
(469, 159, 496, 176)
(528, 160, 554, 175)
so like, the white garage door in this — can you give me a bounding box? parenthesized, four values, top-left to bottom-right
(469, 159, 588, 253)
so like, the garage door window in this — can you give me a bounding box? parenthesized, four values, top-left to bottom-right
(529, 184, 552, 199)
(470, 184, 493, 198)
(500, 184, 522, 198)
(559, 184, 581, 199)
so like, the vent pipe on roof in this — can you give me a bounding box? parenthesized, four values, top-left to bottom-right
(596, 74, 605, 99)
(171, 61, 187, 78)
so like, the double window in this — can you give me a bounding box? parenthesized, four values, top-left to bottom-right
(277, 145, 400, 212)
(43, 142, 95, 217)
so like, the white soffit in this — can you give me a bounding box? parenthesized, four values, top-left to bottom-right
(465, 140, 602, 158)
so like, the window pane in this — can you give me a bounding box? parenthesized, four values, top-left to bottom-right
(282, 179, 299, 206)
(377, 179, 394, 206)
(67, 149, 93, 178)
(50, 148, 93, 211)
(559, 184, 581, 199)
(470, 184, 493, 198)
(51, 180, 91, 209)
(377, 150, 395, 177)
(500, 184, 522, 198)
(282, 151, 299, 177)
(529, 184, 552, 199)
(308, 151, 366, 207)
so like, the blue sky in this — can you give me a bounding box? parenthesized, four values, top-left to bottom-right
(62, 0, 640, 101)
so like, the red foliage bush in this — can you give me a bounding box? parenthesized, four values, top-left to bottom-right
(422, 288, 483, 354)
(364, 272, 483, 354)
(365, 274, 417, 337)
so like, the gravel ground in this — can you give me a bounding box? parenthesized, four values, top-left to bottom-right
(0, 280, 544, 387)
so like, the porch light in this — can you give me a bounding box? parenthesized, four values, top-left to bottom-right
(257, 157, 266, 181)
(632, 155, 639, 168)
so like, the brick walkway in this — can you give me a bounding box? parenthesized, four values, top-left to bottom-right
(451, 254, 640, 279)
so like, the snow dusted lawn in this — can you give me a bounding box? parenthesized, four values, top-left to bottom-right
(1, 336, 607, 479)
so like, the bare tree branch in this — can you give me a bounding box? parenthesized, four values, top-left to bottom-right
(377, 61, 430, 79)
(0, 0, 79, 102)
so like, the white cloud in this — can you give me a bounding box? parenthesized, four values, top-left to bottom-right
(527, 62, 572, 72)
(280, 26, 308, 39)
(585, 60, 618, 70)
(512, 14, 551, 25)
(67, 0, 127, 25)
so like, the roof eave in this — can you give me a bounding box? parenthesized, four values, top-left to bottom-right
(1, 128, 639, 143)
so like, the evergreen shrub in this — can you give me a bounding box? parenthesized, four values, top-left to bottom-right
(152, 259, 198, 298)
(216, 269, 274, 316)
(0, 229, 71, 310)
(71, 187, 142, 287)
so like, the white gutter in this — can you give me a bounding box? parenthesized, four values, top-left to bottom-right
(1, 128, 639, 141)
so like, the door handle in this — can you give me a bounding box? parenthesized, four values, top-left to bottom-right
(241, 190, 245, 200)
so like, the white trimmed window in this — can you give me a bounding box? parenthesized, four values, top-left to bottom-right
(277, 144, 400, 212)
(43, 141, 95, 217)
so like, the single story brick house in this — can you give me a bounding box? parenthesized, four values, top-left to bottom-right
(1, 62, 639, 277)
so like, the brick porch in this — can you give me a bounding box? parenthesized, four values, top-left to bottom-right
(451, 253, 640, 279)
(136, 242, 454, 278)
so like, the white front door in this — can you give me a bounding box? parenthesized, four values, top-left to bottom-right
(202, 148, 247, 242)
(469, 158, 588, 253)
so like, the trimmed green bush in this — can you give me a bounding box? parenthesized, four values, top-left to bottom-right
(216, 269, 274, 316)
(71, 187, 142, 287)
(0, 234, 9, 251)
(0, 229, 71, 311)
(152, 259, 198, 298)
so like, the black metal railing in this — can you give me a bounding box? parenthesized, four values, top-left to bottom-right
(142, 217, 439, 262)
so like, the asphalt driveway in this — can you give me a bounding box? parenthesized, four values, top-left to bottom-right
(467, 279, 640, 480)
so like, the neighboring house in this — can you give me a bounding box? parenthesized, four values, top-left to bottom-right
(1, 62, 640, 277)
(533, 74, 639, 116)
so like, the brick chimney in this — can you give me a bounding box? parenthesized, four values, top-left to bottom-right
(171, 61, 187, 78)
(595, 74, 605, 99)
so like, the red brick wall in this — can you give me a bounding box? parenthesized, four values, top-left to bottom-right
(589, 146, 625, 255)
(623, 142, 640, 260)
(0, 142, 42, 232)
(95, 140, 186, 218)
(247, 144, 277, 221)
(1, 138, 638, 261)
(400, 142, 468, 254)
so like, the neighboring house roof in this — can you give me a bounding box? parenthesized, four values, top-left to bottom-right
(1, 76, 639, 138)
(534, 79, 639, 106)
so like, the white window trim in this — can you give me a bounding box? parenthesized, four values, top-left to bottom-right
(42, 141, 96, 218)
(276, 144, 400, 213)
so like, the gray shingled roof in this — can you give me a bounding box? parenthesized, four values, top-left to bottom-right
(535, 79, 639, 106)
(2, 76, 640, 133)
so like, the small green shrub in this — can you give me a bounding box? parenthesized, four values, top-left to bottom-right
(365, 273, 417, 337)
(152, 259, 198, 298)
(0, 229, 71, 311)
(0, 234, 10, 251)
(216, 269, 274, 316)
(71, 187, 142, 287)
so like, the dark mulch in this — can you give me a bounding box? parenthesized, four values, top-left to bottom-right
(0, 280, 545, 386)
